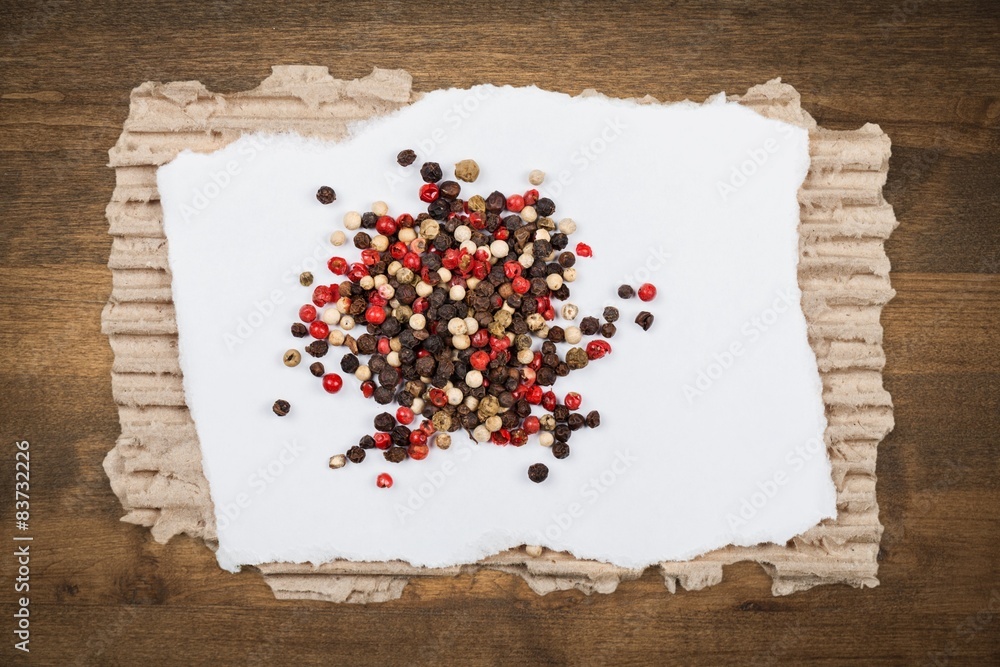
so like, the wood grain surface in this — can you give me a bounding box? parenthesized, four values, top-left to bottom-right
(1, 1, 998, 665)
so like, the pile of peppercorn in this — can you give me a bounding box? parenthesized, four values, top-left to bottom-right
(275, 153, 657, 487)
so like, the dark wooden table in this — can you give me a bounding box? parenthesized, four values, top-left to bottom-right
(1, 1, 998, 664)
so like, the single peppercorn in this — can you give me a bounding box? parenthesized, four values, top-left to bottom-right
(305, 340, 329, 358)
(585, 410, 601, 428)
(635, 311, 654, 331)
(420, 162, 443, 183)
(374, 412, 396, 432)
(638, 283, 657, 301)
(580, 316, 600, 336)
(603, 306, 619, 323)
(309, 362, 325, 377)
(439, 180, 461, 200)
(299, 272, 313, 287)
(359, 435, 376, 449)
(283, 349, 301, 367)
(552, 442, 570, 459)
(528, 463, 549, 483)
(617, 284, 635, 299)
(291, 322, 308, 338)
(384, 447, 407, 463)
(535, 197, 555, 217)
(397, 149, 417, 167)
(347, 446, 366, 464)
(376, 472, 393, 488)
(454, 159, 480, 182)
(316, 186, 336, 205)
(272, 399, 290, 417)
(600, 322, 617, 338)
(329, 454, 347, 469)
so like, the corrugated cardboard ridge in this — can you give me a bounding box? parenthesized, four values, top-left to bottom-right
(102, 68, 896, 602)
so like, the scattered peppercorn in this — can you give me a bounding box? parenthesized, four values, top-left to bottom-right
(272, 399, 290, 417)
(454, 159, 480, 183)
(283, 349, 301, 367)
(316, 186, 336, 205)
(305, 340, 329, 358)
(635, 311, 654, 331)
(329, 454, 347, 469)
(528, 169, 545, 185)
(580, 316, 600, 336)
(585, 410, 601, 428)
(600, 322, 617, 338)
(617, 284, 634, 299)
(309, 362, 325, 377)
(638, 283, 657, 302)
(384, 447, 407, 463)
(347, 446, 366, 464)
(552, 442, 570, 459)
(376, 472, 393, 488)
(528, 463, 549, 483)
(291, 322, 308, 338)
(420, 162, 443, 183)
(299, 272, 314, 287)
(603, 306, 619, 323)
(397, 149, 417, 167)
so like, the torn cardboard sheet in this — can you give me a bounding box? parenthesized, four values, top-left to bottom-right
(103, 67, 896, 602)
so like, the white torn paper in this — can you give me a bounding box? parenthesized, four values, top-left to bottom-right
(158, 85, 835, 572)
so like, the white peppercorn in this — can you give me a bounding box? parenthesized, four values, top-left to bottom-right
(528, 169, 545, 185)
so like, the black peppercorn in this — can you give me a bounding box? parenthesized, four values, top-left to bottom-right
(346, 446, 366, 464)
(552, 442, 570, 459)
(420, 162, 443, 183)
(359, 435, 376, 449)
(305, 340, 328, 358)
(585, 410, 601, 428)
(316, 186, 336, 205)
(580, 316, 600, 336)
(291, 322, 308, 338)
(600, 322, 617, 338)
(439, 180, 461, 200)
(374, 412, 396, 432)
(485, 191, 506, 213)
(340, 354, 360, 374)
(618, 284, 635, 299)
(309, 362, 325, 377)
(427, 199, 450, 220)
(397, 149, 417, 167)
(554, 424, 572, 442)
(528, 463, 549, 483)
(557, 252, 576, 268)
(603, 306, 619, 323)
(635, 311, 654, 331)
(272, 399, 290, 417)
(361, 212, 378, 229)
(568, 413, 586, 431)
(384, 447, 407, 463)
(535, 197, 555, 217)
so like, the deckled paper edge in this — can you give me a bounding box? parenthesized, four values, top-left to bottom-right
(102, 66, 896, 603)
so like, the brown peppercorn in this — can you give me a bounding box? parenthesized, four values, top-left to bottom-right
(565, 347, 588, 370)
(558, 252, 576, 268)
(548, 326, 565, 343)
(439, 180, 461, 200)
(635, 311, 655, 331)
(359, 435, 376, 449)
(618, 284, 635, 299)
(354, 232, 372, 249)
(468, 194, 486, 212)
(397, 149, 417, 167)
(420, 162, 443, 183)
(600, 322, 617, 338)
(603, 306, 619, 323)
(454, 159, 480, 182)
(291, 322, 308, 338)
(316, 186, 336, 204)
(580, 316, 600, 336)
(485, 191, 506, 213)
(347, 446, 366, 464)
(299, 272, 313, 287)
(309, 362, 325, 377)
(568, 413, 586, 431)
(283, 349, 301, 367)
(535, 198, 555, 217)
(384, 447, 407, 463)
(305, 340, 329, 358)
(272, 399, 290, 417)
(528, 463, 549, 483)
(374, 412, 396, 432)
(585, 410, 601, 428)
(552, 442, 570, 459)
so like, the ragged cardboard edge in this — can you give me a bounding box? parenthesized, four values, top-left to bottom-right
(101, 66, 896, 603)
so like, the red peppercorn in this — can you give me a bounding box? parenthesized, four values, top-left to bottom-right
(523, 189, 539, 206)
(347, 263, 368, 283)
(525, 385, 544, 405)
(512, 276, 530, 294)
(428, 388, 447, 408)
(419, 183, 439, 202)
(377, 337, 391, 355)
(491, 429, 511, 445)
(403, 252, 422, 271)
(471, 329, 489, 348)
(312, 285, 333, 307)
(510, 428, 527, 446)
(412, 297, 428, 314)
(407, 443, 429, 460)
(419, 420, 436, 436)
(360, 248, 381, 266)
(575, 243, 593, 257)
(389, 241, 408, 260)
(321, 373, 343, 393)
(470, 350, 490, 371)
(586, 340, 612, 360)
(309, 321, 329, 339)
(523, 416, 541, 434)
(361, 381, 376, 398)
(396, 406, 414, 425)
(409, 430, 428, 447)
(638, 283, 657, 302)
(364, 305, 385, 325)
(375, 215, 398, 236)
(530, 351, 543, 370)
(541, 391, 558, 412)
(469, 211, 485, 229)
(376, 473, 393, 488)
(565, 392, 582, 410)
(506, 194, 525, 212)
(299, 304, 317, 323)
(397, 213, 414, 228)
(373, 433, 392, 449)
(328, 256, 348, 275)
(503, 261, 522, 279)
